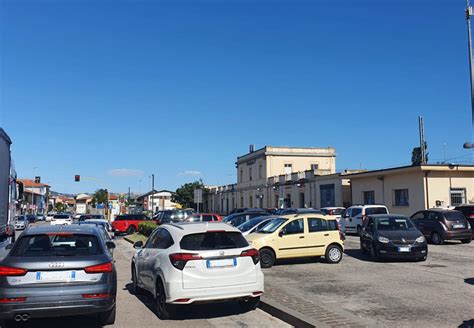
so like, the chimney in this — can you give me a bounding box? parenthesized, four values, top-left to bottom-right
(249, 144, 255, 153)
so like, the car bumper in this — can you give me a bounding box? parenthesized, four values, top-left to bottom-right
(375, 245, 428, 259)
(0, 285, 116, 320)
(165, 272, 264, 304)
(442, 230, 472, 240)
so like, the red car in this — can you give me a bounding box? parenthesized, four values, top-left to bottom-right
(111, 214, 153, 234)
(185, 213, 223, 222)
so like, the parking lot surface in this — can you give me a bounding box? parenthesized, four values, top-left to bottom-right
(263, 235, 474, 328)
(3, 226, 289, 328)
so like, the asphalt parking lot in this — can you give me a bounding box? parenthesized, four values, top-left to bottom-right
(263, 235, 474, 328)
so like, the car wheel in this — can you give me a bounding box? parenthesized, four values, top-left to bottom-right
(370, 244, 379, 261)
(461, 238, 472, 244)
(155, 279, 175, 320)
(325, 244, 343, 264)
(238, 296, 260, 312)
(98, 304, 116, 326)
(259, 248, 276, 268)
(431, 232, 444, 245)
(131, 266, 141, 295)
(127, 226, 136, 235)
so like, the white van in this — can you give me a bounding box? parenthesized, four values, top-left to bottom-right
(341, 205, 389, 234)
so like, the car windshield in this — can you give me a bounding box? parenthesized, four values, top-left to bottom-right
(444, 211, 466, 221)
(258, 218, 287, 233)
(376, 217, 414, 231)
(180, 232, 249, 250)
(237, 217, 267, 232)
(11, 233, 101, 257)
(17, 217, 26, 221)
(366, 207, 388, 215)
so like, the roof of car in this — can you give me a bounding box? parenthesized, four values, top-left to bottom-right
(367, 214, 408, 219)
(25, 224, 100, 235)
(161, 222, 239, 235)
(425, 208, 458, 213)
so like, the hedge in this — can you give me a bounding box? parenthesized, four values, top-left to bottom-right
(138, 221, 158, 237)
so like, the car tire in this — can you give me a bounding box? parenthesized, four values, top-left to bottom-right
(155, 279, 175, 320)
(98, 304, 116, 326)
(238, 296, 260, 312)
(127, 226, 136, 235)
(325, 244, 343, 264)
(131, 265, 142, 295)
(461, 238, 472, 244)
(259, 248, 276, 268)
(431, 232, 444, 245)
(370, 244, 379, 261)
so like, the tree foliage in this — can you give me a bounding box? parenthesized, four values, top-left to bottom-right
(172, 180, 208, 209)
(54, 202, 67, 212)
(412, 142, 429, 165)
(92, 188, 109, 207)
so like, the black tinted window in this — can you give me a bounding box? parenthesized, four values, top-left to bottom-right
(352, 208, 362, 216)
(12, 234, 101, 257)
(308, 218, 327, 232)
(283, 219, 304, 235)
(53, 215, 70, 219)
(327, 220, 338, 231)
(365, 207, 388, 215)
(157, 229, 174, 249)
(180, 232, 248, 250)
(444, 211, 467, 221)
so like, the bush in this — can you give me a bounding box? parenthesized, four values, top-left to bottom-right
(138, 221, 158, 237)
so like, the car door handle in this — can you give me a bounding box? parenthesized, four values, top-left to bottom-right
(324, 234, 329, 236)
(299, 236, 305, 239)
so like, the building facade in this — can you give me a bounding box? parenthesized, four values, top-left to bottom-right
(17, 179, 50, 215)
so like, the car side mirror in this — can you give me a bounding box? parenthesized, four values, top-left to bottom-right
(278, 230, 285, 237)
(133, 241, 143, 249)
(5, 243, 13, 250)
(106, 241, 116, 249)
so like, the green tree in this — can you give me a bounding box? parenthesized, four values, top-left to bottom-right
(92, 188, 109, 208)
(411, 142, 428, 165)
(172, 180, 209, 209)
(54, 202, 67, 212)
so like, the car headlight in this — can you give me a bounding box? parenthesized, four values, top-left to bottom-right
(377, 236, 389, 243)
(467, 222, 472, 230)
(416, 236, 425, 243)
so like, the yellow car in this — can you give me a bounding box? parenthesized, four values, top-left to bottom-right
(246, 214, 344, 268)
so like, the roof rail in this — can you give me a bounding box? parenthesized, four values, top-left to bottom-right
(164, 222, 184, 230)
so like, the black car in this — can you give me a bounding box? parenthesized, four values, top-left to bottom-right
(26, 215, 37, 224)
(454, 205, 474, 236)
(222, 211, 268, 226)
(410, 209, 472, 245)
(360, 214, 427, 261)
(77, 214, 106, 222)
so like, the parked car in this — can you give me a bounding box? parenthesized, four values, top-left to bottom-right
(78, 219, 115, 239)
(321, 207, 346, 216)
(36, 214, 45, 221)
(131, 222, 264, 319)
(276, 208, 321, 215)
(0, 225, 117, 326)
(222, 211, 268, 227)
(77, 214, 106, 222)
(26, 215, 37, 224)
(111, 214, 152, 235)
(50, 214, 73, 226)
(454, 204, 474, 235)
(45, 212, 55, 222)
(14, 216, 29, 230)
(342, 205, 389, 234)
(237, 216, 274, 236)
(246, 214, 344, 268)
(410, 209, 472, 245)
(154, 209, 195, 225)
(360, 214, 427, 261)
(185, 213, 223, 222)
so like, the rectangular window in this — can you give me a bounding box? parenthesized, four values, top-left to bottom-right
(310, 164, 319, 170)
(249, 167, 252, 181)
(249, 195, 253, 207)
(450, 188, 466, 206)
(393, 189, 409, 206)
(284, 163, 292, 174)
(258, 164, 262, 179)
(240, 169, 243, 182)
(363, 191, 375, 205)
(308, 218, 328, 232)
(240, 197, 244, 207)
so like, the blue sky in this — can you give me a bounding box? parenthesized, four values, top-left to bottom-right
(1, 0, 473, 194)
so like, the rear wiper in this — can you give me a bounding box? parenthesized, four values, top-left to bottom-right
(53, 253, 77, 257)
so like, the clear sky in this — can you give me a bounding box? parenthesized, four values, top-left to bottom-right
(1, 0, 473, 194)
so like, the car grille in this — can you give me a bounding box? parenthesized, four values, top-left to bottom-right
(391, 239, 415, 246)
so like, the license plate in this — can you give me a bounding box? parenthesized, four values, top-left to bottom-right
(453, 224, 465, 229)
(36, 271, 76, 281)
(206, 258, 237, 268)
(398, 247, 410, 252)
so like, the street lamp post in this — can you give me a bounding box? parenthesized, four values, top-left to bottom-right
(465, 1, 474, 148)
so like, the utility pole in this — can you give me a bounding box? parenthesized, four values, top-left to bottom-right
(465, 0, 474, 148)
(151, 174, 155, 213)
(418, 116, 427, 164)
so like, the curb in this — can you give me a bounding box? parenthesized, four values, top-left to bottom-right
(123, 236, 134, 244)
(259, 297, 330, 328)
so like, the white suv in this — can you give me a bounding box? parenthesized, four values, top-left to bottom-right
(341, 205, 389, 234)
(50, 214, 73, 225)
(131, 222, 264, 319)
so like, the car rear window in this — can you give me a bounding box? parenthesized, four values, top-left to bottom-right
(180, 232, 249, 250)
(365, 207, 388, 215)
(12, 233, 101, 257)
(444, 211, 467, 221)
(53, 215, 70, 219)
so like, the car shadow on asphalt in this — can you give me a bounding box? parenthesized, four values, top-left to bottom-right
(124, 283, 250, 321)
(459, 319, 474, 327)
(271, 257, 323, 266)
(2, 316, 103, 328)
(344, 249, 424, 263)
(464, 278, 474, 285)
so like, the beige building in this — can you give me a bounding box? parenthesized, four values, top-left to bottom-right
(347, 165, 474, 216)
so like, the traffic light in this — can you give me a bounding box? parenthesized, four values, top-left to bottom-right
(74, 175, 80, 182)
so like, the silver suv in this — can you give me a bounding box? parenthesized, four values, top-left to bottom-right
(0, 225, 117, 325)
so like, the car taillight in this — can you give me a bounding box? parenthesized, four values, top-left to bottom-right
(240, 248, 260, 265)
(0, 266, 28, 276)
(468, 214, 474, 219)
(82, 293, 110, 299)
(0, 297, 27, 303)
(169, 253, 202, 270)
(84, 262, 113, 274)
